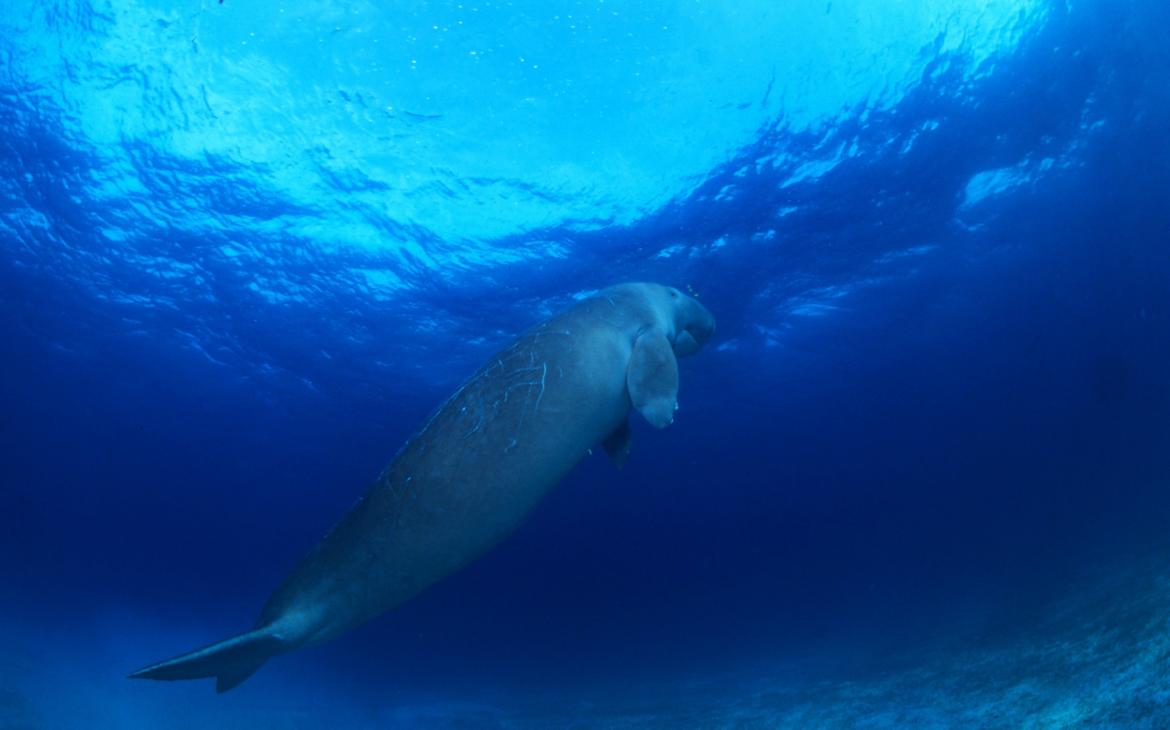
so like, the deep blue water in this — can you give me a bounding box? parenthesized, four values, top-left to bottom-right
(2, 0, 1170, 726)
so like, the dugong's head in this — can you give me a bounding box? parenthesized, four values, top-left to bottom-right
(637, 282, 716, 357)
(605, 282, 715, 428)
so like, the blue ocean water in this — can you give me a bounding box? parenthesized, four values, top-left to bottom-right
(2, 0, 1170, 726)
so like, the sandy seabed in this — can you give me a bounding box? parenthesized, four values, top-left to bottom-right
(3, 555, 1169, 729)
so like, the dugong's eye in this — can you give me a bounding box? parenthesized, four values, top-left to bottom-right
(669, 288, 679, 298)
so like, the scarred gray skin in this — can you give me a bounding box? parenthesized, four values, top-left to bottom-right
(263, 282, 714, 644)
(129, 282, 715, 691)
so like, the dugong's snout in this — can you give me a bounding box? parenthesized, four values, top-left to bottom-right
(688, 301, 716, 343)
(674, 293, 716, 357)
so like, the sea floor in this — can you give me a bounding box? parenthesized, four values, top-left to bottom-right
(4, 554, 1170, 728)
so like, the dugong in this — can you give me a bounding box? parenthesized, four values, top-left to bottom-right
(130, 282, 715, 692)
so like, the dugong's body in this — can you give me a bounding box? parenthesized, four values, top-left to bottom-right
(130, 282, 714, 692)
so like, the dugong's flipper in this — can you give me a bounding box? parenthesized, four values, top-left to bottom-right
(128, 625, 286, 693)
(627, 329, 679, 428)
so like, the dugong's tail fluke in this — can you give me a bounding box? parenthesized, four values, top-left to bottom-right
(128, 626, 285, 693)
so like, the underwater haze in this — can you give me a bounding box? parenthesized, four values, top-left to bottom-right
(3, 0, 1170, 726)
